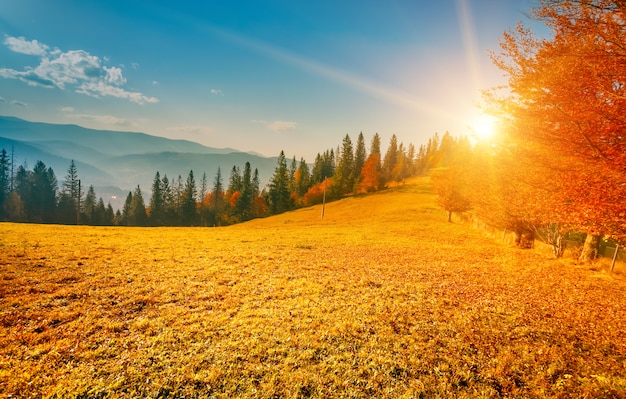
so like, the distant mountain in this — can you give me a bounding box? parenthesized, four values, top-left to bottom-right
(0, 116, 278, 209)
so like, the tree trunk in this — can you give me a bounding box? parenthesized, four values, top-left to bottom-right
(579, 234, 600, 263)
(447, 210, 452, 222)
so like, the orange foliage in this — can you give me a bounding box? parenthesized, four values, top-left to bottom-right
(303, 178, 332, 206)
(359, 155, 381, 193)
(487, 1, 626, 241)
(229, 191, 241, 208)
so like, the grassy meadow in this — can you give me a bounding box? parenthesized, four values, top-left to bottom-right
(1, 178, 625, 398)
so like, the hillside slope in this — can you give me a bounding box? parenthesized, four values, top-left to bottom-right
(0, 179, 624, 398)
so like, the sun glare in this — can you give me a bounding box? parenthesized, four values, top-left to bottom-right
(471, 113, 498, 140)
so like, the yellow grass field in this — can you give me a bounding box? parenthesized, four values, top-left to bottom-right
(1, 178, 625, 398)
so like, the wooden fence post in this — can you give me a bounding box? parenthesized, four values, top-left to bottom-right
(610, 244, 619, 272)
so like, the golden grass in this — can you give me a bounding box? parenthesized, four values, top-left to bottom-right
(1, 177, 625, 398)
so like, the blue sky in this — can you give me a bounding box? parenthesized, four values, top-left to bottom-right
(0, 0, 537, 160)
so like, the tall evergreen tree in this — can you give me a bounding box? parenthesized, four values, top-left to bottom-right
(121, 191, 133, 226)
(181, 170, 197, 226)
(93, 197, 106, 225)
(252, 168, 260, 198)
(15, 161, 57, 223)
(59, 160, 81, 224)
(333, 134, 355, 196)
(161, 174, 174, 224)
(150, 171, 165, 226)
(0, 149, 10, 219)
(198, 172, 209, 226)
(288, 156, 298, 194)
(354, 132, 367, 188)
(227, 166, 242, 194)
(295, 157, 311, 197)
(82, 185, 97, 224)
(268, 150, 292, 214)
(383, 134, 398, 184)
(236, 162, 253, 221)
(130, 185, 148, 226)
(211, 167, 225, 226)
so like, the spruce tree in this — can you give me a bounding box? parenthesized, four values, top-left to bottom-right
(212, 167, 225, 226)
(237, 162, 253, 221)
(181, 170, 197, 226)
(130, 185, 147, 226)
(0, 149, 10, 219)
(150, 171, 165, 226)
(383, 134, 398, 184)
(295, 157, 311, 197)
(121, 191, 133, 226)
(333, 134, 355, 197)
(354, 132, 367, 188)
(268, 150, 292, 214)
(83, 185, 97, 224)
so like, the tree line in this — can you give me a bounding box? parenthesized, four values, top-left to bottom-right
(431, 0, 626, 263)
(0, 131, 446, 226)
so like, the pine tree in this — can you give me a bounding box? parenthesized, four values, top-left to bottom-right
(121, 191, 133, 226)
(59, 160, 81, 224)
(0, 149, 10, 219)
(161, 174, 174, 225)
(333, 134, 355, 197)
(212, 167, 225, 226)
(227, 166, 242, 194)
(181, 170, 197, 226)
(14, 165, 30, 218)
(383, 134, 398, 184)
(268, 150, 292, 214)
(199, 172, 209, 226)
(354, 132, 367, 189)
(295, 157, 311, 197)
(237, 162, 253, 221)
(149, 171, 165, 226)
(130, 185, 147, 226)
(83, 185, 97, 224)
(93, 197, 106, 225)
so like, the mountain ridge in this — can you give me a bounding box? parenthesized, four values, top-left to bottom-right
(0, 116, 278, 208)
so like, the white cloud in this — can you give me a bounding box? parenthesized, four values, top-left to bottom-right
(0, 96, 6, 103)
(152, 80, 160, 85)
(77, 81, 159, 104)
(1, 35, 158, 104)
(60, 106, 75, 112)
(3, 35, 49, 56)
(10, 100, 28, 107)
(210, 88, 223, 96)
(103, 66, 126, 86)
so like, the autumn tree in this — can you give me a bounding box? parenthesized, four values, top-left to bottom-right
(432, 166, 472, 223)
(487, 0, 626, 260)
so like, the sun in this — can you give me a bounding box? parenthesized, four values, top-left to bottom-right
(470, 113, 498, 140)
